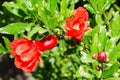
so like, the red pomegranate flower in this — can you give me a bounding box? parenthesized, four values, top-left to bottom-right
(10, 37, 42, 72)
(35, 35, 57, 51)
(9, 35, 57, 72)
(64, 7, 89, 41)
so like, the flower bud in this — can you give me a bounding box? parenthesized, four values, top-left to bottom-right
(97, 51, 107, 62)
(92, 54, 97, 59)
(96, 65, 101, 71)
(105, 58, 110, 63)
(35, 35, 57, 51)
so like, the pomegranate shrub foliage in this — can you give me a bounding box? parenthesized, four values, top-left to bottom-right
(0, 0, 120, 79)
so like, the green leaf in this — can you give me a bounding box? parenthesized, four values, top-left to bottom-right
(84, 4, 96, 14)
(109, 43, 120, 63)
(0, 43, 6, 54)
(0, 22, 30, 34)
(85, 0, 115, 14)
(105, 37, 116, 53)
(95, 14, 103, 25)
(48, 16, 58, 28)
(90, 33, 99, 54)
(48, 0, 58, 14)
(102, 62, 119, 78)
(3, 2, 22, 17)
(15, 0, 29, 16)
(91, 61, 102, 78)
(80, 51, 94, 63)
(78, 66, 93, 79)
(16, 0, 26, 5)
(97, 0, 106, 12)
(105, 78, 120, 80)
(37, 4, 48, 26)
(98, 26, 107, 50)
(60, 0, 67, 17)
(103, 0, 115, 11)
(58, 39, 67, 55)
(109, 12, 120, 36)
(89, 0, 98, 13)
(28, 25, 48, 38)
(2, 36, 11, 52)
(107, 8, 114, 21)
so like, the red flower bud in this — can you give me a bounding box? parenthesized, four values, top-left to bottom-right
(92, 54, 97, 59)
(96, 65, 101, 71)
(97, 51, 107, 62)
(105, 58, 110, 63)
(35, 35, 57, 51)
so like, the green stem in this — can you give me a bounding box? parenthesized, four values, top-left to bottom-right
(100, 62, 104, 79)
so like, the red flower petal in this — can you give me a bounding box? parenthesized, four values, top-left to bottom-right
(73, 7, 88, 21)
(15, 42, 31, 56)
(64, 7, 89, 41)
(20, 47, 40, 62)
(35, 35, 57, 51)
(10, 50, 17, 56)
(21, 58, 38, 72)
(14, 56, 23, 69)
(10, 37, 43, 72)
(10, 38, 29, 50)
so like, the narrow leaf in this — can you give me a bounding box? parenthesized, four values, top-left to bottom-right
(2, 36, 11, 51)
(0, 43, 6, 54)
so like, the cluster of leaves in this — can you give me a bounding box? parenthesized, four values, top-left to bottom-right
(0, 0, 120, 80)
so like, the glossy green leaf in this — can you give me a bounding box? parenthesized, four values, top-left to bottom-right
(84, 4, 96, 14)
(16, 0, 29, 16)
(102, 62, 119, 78)
(105, 37, 116, 53)
(58, 40, 67, 55)
(2, 36, 11, 52)
(60, 0, 67, 17)
(109, 43, 120, 63)
(0, 22, 30, 34)
(78, 66, 93, 79)
(48, 16, 58, 28)
(103, 0, 115, 11)
(16, 0, 26, 5)
(109, 12, 120, 36)
(89, 0, 98, 13)
(0, 43, 6, 54)
(85, 0, 115, 14)
(107, 8, 114, 21)
(97, 0, 106, 12)
(3, 2, 22, 17)
(48, 0, 58, 13)
(95, 14, 104, 25)
(28, 25, 47, 38)
(81, 51, 94, 63)
(105, 78, 120, 80)
(90, 33, 99, 54)
(98, 26, 107, 51)
(37, 5, 48, 26)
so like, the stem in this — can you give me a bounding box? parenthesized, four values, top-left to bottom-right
(100, 62, 104, 79)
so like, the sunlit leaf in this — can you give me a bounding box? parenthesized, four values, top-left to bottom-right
(109, 12, 120, 36)
(28, 25, 48, 38)
(0, 22, 30, 34)
(102, 62, 119, 78)
(3, 2, 23, 17)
